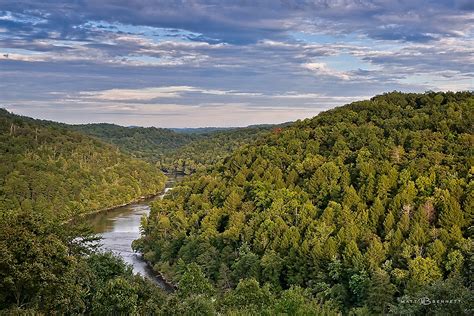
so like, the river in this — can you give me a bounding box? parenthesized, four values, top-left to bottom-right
(84, 174, 182, 290)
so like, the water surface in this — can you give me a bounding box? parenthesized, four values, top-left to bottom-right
(85, 175, 181, 288)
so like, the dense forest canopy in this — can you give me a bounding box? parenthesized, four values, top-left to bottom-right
(136, 91, 474, 314)
(0, 109, 166, 219)
(0, 209, 168, 314)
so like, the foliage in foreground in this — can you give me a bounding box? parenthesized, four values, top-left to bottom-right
(0, 209, 340, 315)
(0, 209, 165, 314)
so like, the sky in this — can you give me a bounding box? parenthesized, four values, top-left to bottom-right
(0, 1, 473, 127)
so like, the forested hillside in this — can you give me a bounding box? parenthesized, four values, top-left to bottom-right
(136, 91, 474, 314)
(71, 123, 197, 163)
(0, 109, 166, 219)
(158, 126, 279, 174)
(73, 122, 277, 174)
(0, 110, 329, 314)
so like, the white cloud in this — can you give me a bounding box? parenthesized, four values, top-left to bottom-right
(272, 92, 323, 99)
(79, 86, 262, 101)
(80, 86, 196, 100)
(302, 62, 350, 80)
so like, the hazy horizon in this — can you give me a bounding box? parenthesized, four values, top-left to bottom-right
(3, 106, 296, 128)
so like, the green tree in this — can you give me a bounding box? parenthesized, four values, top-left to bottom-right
(407, 257, 442, 293)
(436, 189, 465, 229)
(231, 243, 260, 281)
(177, 263, 214, 299)
(222, 278, 274, 313)
(92, 277, 139, 315)
(367, 269, 396, 314)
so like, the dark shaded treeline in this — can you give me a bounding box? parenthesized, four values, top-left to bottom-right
(71, 123, 198, 164)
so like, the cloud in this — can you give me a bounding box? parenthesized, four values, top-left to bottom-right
(79, 86, 195, 101)
(302, 62, 350, 80)
(79, 86, 262, 101)
(351, 37, 474, 76)
(0, 1, 472, 127)
(1, 0, 472, 44)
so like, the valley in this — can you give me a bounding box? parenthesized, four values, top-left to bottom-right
(0, 92, 473, 314)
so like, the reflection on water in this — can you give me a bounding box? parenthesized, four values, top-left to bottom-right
(85, 175, 181, 288)
(88, 202, 154, 278)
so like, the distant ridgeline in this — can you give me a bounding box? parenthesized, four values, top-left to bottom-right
(72, 123, 281, 174)
(71, 123, 198, 164)
(157, 126, 283, 174)
(0, 109, 166, 219)
(136, 92, 474, 314)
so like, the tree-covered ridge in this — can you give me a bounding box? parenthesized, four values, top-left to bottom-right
(72, 122, 278, 174)
(136, 91, 474, 314)
(0, 109, 166, 219)
(71, 123, 198, 163)
(158, 126, 280, 174)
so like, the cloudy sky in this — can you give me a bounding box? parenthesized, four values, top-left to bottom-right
(0, 1, 473, 127)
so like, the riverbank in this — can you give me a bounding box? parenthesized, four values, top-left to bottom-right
(81, 173, 184, 288)
(142, 257, 177, 292)
(65, 190, 163, 225)
(70, 172, 183, 223)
